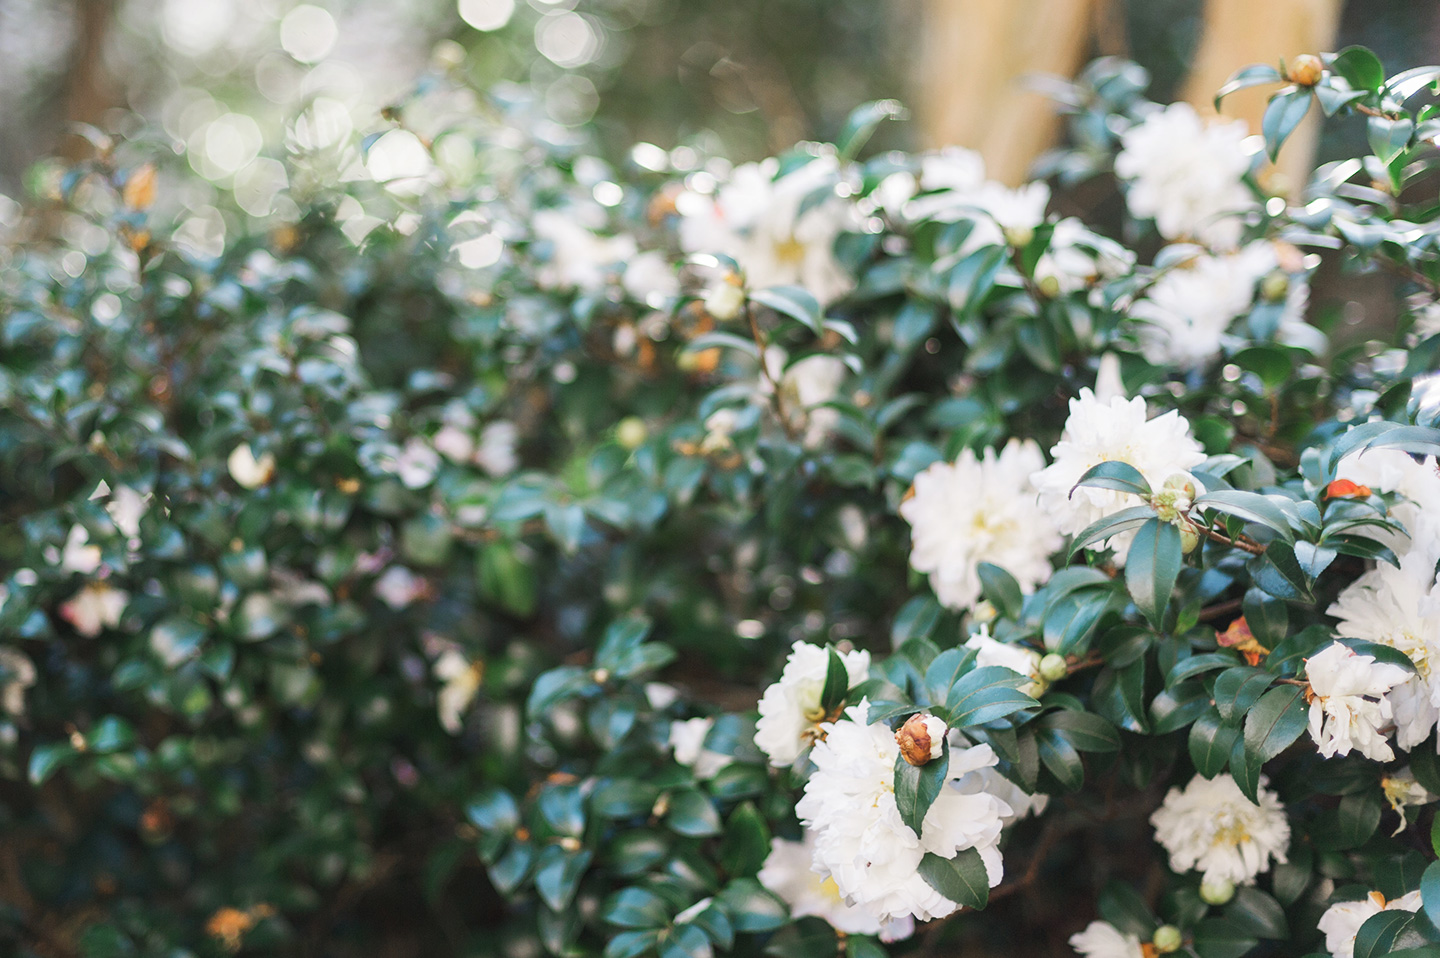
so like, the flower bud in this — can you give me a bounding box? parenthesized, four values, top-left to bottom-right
(971, 600, 998, 625)
(1160, 474, 1197, 503)
(1199, 876, 1235, 906)
(896, 713, 947, 766)
(1287, 54, 1324, 87)
(616, 417, 648, 450)
(1178, 518, 1202, 555)
(1260, 270, 1290, 303)
(1152, 925, 1183, 954)
(704, 274, 746, 321)
(1036, 274, 1062, 299)
(1039, 653, 1068, 683)
(1003, 225, 1034, 249)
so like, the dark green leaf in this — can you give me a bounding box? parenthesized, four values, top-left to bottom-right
(1214, 64, 1284, 108)
(1038, 709, 1122, 752)
(945, 667, 1039, 728)
(837, 99, 907, 161)
(1353, 910, 1417, 958)
(977, 562, 1023, 620)
(1422, 860, 1440, 934)
(1213, 667, 1274, 722)
(1189, 708, 1238, 779)
(1067, 505, 1157, 558)
(1368, 115, 1414, 166)
(1036, 727, 1085, 791)
(1332, 46, 1385, 92)
(821, 648, 850, 714)
(719, 802, 771, 879)
(1193, 917, 1259, 958)
(1072, 460, 1152, 500)
(751, 286, 823, 336)
(917, 848, 990, 910)
(894, 739, 949, 838)
(666, 788, 722, 837)
(466, 787, 520, 832)
(1126, 518, 1182, 629)
(1196, 490, 1296, 543)
(1243, 685, 1308, 763)
(1262, 88, 1312, 161)
(1226, 887, 1289, 940)
(534, 845, 592, 911)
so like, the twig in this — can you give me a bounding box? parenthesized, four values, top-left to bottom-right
(1194, 522, 1267, 556)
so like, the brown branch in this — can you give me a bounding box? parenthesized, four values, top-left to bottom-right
(1197, 598, 1244, 623)
(1193, 521, 1267, 556)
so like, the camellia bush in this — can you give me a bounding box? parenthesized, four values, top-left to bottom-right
(6, 43, 1440, 958)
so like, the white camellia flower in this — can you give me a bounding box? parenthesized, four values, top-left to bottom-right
(949, 730, 1049, 825)
(668, 716, 729, 780)
(0, 647, 37, 716)
(1129, 245, 1269, 368)
(1381, 768, 1435, 835)
(754, 641, 870, 767)
(796, 700, 1011, 924)
(532, 208, 637, 293)
(1114, 102, 1257, 250)
(91, 481, 148, 541)
(765, 351, 848, 449)
(433, 649, 483, 734)
(1318, 891, 1422, 958)
(1149, 772, 1290, 885)
(1334, 447, 1440, 547)
(476, 421, 520, 478)
(758, 831, 913, 940)
(58, 524, 103, 575)
(1304, 641, 1412, 761)
(1328, 520, 1440, 751)
(677, 155, 855, 305)
(432, 424, 476, 463)
(1069, 920, 1145, 958)
(374, 566, 427, 610)
(228, 443, 276, 489)
(59, 582, 129, 637)
(394, 437, 441, 489)
(964, 625, 1045, 698)
(900, 439, 1061, 611)
(622, 250, 680, 306)
(1031, 388, 1205, 554)
(1034, 218, 1136, 297)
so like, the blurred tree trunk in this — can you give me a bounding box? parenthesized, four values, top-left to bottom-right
(59, 0, 115, 159)
(917, 0, 1342, 191)
(917, 0, 1097, 184)
(1182, 0, 1343, 195)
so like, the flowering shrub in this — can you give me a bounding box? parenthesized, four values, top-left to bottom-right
(5, 47, 1440, 958)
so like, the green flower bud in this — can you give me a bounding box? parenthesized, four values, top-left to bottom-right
(616, 416, 648, 450)
(1260, 270, 1290, 302)
(1036, 274, 1062, 299)
(1004, 225, 1034, 249)
(1178, 519, 1202, 555)
(1039, 653, 1068, 683)
(1152, 925, 1183, 954)
(1199, 877, 1235, 906)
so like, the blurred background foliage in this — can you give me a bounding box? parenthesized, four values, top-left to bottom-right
(4, 0, 1440, 204)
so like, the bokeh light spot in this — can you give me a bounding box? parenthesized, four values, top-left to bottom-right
(458, 0, 515, 32)
(280, 5, 339, 64)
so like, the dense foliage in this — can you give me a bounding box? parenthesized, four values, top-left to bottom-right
(4, 46, 1440, 958)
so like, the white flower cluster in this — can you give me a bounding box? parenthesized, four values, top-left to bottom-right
(753, 641, 870, 767)
(1149, 772, 1289, 886)
(1304, 641, 1411, 762)
(795, 701, 1010, 924)
(1322, 446, 1440, 756)
(1114, 102, 1257, 250)
(1031, 386, 1205, 553)
(678, 156, 855, 305)
(900, 439, 1061, 610)
(1129, 241, 1318, 369)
